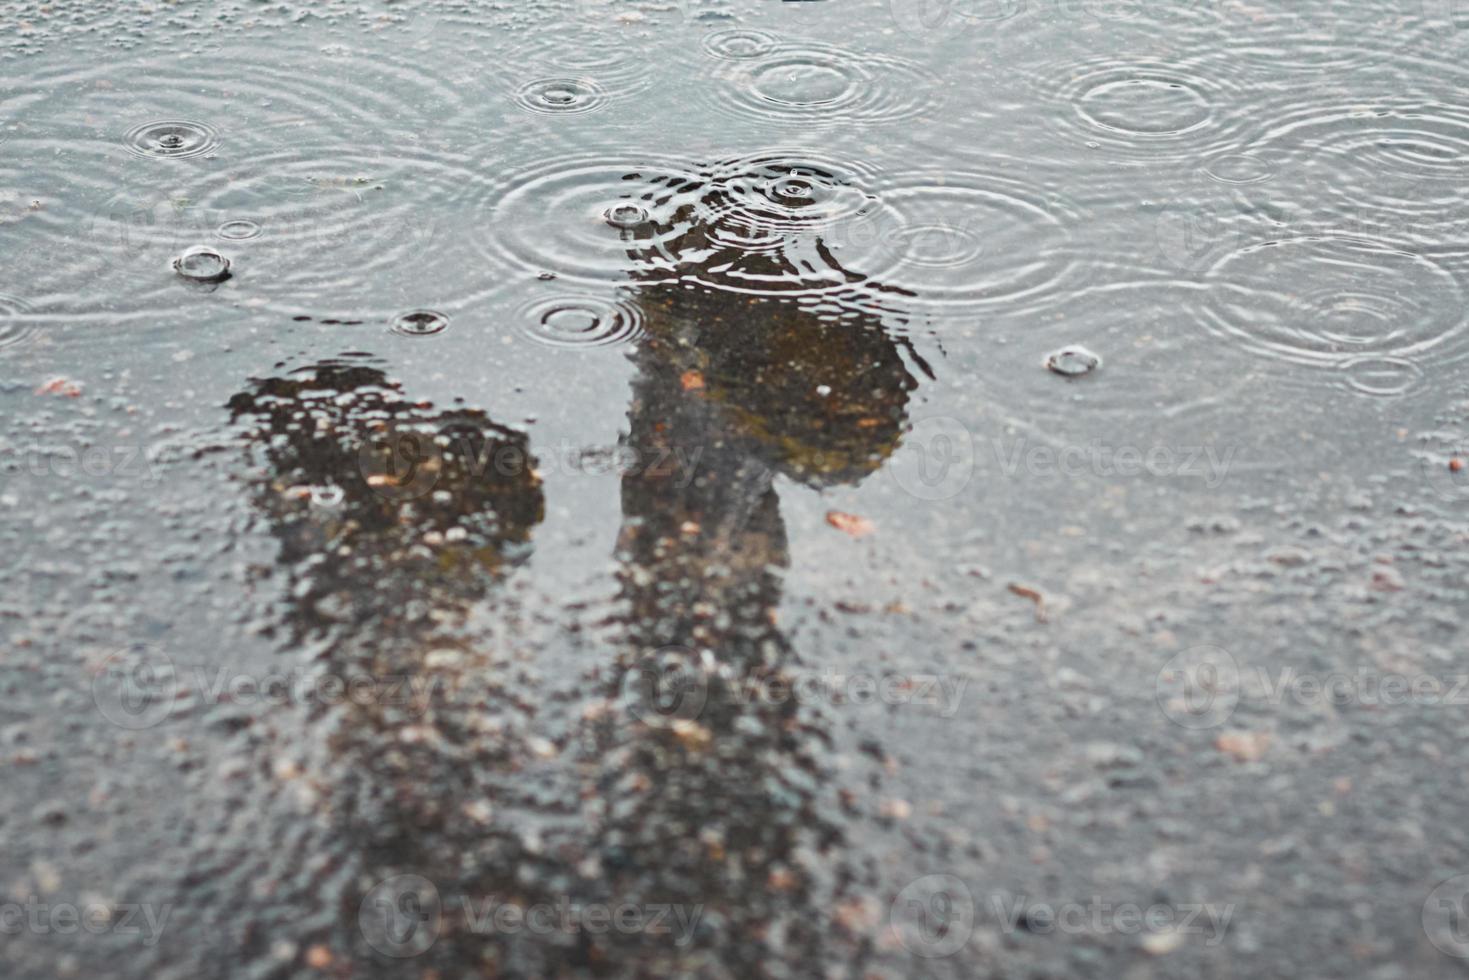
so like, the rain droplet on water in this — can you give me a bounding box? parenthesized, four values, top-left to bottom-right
(1045, 346, 1102, 377)
(391, 310, 450, 337)
(216, 219, 263, 242)
(604, 203, 650, 229)
(173, 246, 232, 283)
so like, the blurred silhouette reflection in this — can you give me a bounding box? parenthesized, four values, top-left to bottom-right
(191, 159, 937, 980)
(569, 169, 933, 974)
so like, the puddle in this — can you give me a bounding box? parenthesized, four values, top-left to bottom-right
(4, 3, 1469, 979)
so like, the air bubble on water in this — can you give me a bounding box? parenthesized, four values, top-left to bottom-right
(173, 246, 232, 283)
(604, 203, 650, 229)
(391, 310, 450, 337)
(1045, 346, 1101, 377)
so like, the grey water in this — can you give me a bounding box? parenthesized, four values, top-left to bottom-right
(4, 0, 1469, 977)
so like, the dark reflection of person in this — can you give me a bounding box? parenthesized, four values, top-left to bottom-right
(167, 163, 938, 980)
(567, 168, 934, 975)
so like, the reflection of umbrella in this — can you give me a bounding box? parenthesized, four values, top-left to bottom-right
(621, 162, 931, 487)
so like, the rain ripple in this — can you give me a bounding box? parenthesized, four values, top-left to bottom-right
(1035, 53, 1254, 160)
(1245, 98, 1469, 268)
(122, 120, 220, 159)
(514, 77, 609, 115)
(0, 294, 37, 352)
(470, 152, 706, 285)
(704, 40, 942, 127)
(1203, 236, 1469, 371)
(517, 294, 645, 349)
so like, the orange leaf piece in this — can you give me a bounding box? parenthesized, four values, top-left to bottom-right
(680, 370, 705, 391)
(826, 510, 874, 538)
(35, 377, 83, 398)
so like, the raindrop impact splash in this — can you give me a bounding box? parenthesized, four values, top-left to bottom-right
(1204, 236, 1469, 368)
(514, 77, 608, 114)
(216, 219, 263, 242)
(124, 121, 220, 159)
(0, 294, 37, 351)
(519, 295, 643, 349)
(391, 310, 450, 337)
(702, 29, 781, 61)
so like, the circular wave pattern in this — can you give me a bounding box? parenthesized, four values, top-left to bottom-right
(697, 153, 883, 236)
(1204, 236, 1469, 368)
(0, 293, 37, 351)
(513, 77, 608, 115)
(1219, 0, 1449, 73)
(471, 153, 706, 285)
(216, 219, 264, 242)
(827, 170, 1079, 314)
(955, 280, 1255, 431)
(709, 42, 942, 126)
(517, 294, 644, 349)
(655, 152, 894, 296)
(7, 49, 469, 154)
(702, 28, 781, 61)
(123, 120, 219, 159)
(1341, 356, 1425, 397)
(1041, 54, 1253, 160)
(1241, 99, 1469, 268)
(506, 28, 657, 102)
